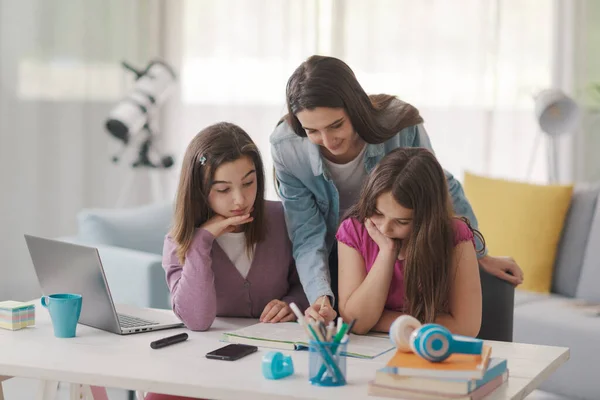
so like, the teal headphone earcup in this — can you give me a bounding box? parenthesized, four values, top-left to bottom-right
(411, 324, 453, 362)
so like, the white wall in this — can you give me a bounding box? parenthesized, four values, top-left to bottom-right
(0, 0, 161, 301)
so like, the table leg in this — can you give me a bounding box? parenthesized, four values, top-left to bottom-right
(0, 375, 13, 400)
(70, 384, 84, 400)
(70, 384, 109, 400)
(36, 380, 59, 400)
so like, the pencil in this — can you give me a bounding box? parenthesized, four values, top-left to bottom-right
(310, 321, 326, 342)
(320, 296, 326, 309)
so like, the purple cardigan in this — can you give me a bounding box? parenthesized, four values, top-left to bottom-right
(162, 200, 308, 331)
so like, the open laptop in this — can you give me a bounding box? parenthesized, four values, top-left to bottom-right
(24, 234, 184, 335)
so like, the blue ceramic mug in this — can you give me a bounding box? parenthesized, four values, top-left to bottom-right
(41, 294, 82, 338)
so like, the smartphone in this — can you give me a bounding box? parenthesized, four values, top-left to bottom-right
(205, 344, 258, 361)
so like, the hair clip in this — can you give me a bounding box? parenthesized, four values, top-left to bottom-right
(199, 155, 207, 166)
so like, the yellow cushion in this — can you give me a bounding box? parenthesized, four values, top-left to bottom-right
(463, 172, 573, 293)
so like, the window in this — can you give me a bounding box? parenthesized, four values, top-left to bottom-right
(174, 0, 556, 200)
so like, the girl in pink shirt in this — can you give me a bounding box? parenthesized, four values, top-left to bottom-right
(336, 147, 485, 337)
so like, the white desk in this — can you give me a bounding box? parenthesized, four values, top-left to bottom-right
(0, 301, 569, 400)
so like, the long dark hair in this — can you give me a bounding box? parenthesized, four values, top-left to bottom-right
(170, 122, 266, 263)
(285, 55, 423, 144)
(345, 148, 485, 323)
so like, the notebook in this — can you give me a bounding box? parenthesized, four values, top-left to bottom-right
(222, 322, 395, 359)
(383, 345, 492, 380)
(374, 357, 507, 395)
(367, 371, 508, 400)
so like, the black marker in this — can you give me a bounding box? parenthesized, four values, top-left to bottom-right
(150, 333, 189, 349)
(345, 319, 357, 336)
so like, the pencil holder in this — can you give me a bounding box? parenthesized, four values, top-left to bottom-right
(308, 340, 347, 387)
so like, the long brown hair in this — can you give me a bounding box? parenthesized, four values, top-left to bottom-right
(345, 148, 484, 323)
(284, 55, 423, 144)
(170, 122, 266, 263)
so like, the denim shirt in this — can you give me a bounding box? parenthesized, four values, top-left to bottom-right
(270, 120, 485, 305)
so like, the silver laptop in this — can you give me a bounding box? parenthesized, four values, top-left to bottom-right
(24, 234, 184, 335)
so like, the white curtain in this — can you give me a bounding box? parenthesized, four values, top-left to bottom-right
(163, 0, 558, 203)
(161, 0, 326, 200)
(332, 0, 555, 184)
(0, 0, 164, 300)
(570, 0, 600, 183)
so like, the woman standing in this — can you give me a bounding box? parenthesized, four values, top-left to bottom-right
(270, 55, 523, 324)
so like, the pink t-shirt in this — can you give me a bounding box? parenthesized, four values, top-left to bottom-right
(335, 218, 475, 312)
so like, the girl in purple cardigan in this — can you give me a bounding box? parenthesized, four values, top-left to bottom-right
(147, 123, 308, 400)
(161, 122, 308, 332)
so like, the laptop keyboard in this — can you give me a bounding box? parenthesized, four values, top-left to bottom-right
(117, 313, 159, 328)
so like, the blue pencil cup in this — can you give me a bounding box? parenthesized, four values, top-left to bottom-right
(41, 294, 82, 338)
(308, 340, 347, 387)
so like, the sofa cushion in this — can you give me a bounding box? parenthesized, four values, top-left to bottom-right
(514, 289, 552, 306)
(464, 172, 573, 293)
(552, 183, 600, 297)
(576, 195, 600, 303)
(514, 295, 600, 400)
(77, 202, 173, 255)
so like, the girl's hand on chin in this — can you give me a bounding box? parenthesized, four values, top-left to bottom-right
(200, 211, 253, 238)
(364, 218, 400, 257)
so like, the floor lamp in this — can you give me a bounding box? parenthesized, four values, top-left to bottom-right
(526, 89, 580, 183)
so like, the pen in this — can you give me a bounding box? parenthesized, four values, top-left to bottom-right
(150, 333, 189, 349)
(326, 321, 335, 341)
(289, 302, 306, 323)
(289, 303, 315, 338)
(344, 319, 357, 339)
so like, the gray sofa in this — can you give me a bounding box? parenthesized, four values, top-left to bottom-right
(63, 201, 173, 310)
(514, 183, 600, 400)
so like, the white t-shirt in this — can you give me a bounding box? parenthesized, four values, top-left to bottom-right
(215, 232, 254, 279)
(322, 144, 368, 217)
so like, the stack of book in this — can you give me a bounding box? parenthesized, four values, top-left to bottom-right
(368, 345, 508, 400)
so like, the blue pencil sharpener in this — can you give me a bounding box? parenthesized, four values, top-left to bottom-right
(261, 351, 294, 380)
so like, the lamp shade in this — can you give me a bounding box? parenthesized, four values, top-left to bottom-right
(535, 89, 580, 137)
